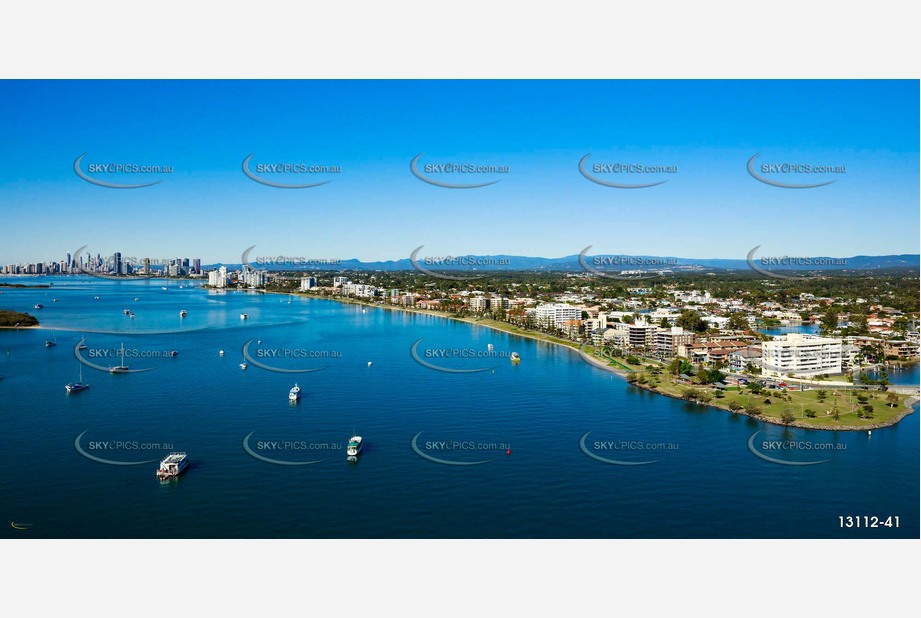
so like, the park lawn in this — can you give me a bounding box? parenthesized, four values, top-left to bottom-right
(638, 377, 909, 428)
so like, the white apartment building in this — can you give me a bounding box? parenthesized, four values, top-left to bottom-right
(342, 283, 376, 298)
(208, 266, 229, 288)
(469, 296, 490, 313)
(761, 333, 842, 377)
(528, 303, 582, 328)
(299, 277, 317, 291)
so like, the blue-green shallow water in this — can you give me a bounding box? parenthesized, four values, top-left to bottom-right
(1, 277, 918, 538)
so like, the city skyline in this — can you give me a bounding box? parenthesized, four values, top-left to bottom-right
(0, 80, 918, 264)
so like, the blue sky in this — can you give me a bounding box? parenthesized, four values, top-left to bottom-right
(0, 80, 917, 264)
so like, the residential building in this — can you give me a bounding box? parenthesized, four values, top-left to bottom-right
(762, 333, 842, 377)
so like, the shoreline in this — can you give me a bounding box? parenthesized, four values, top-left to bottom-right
(286, 291, 919, 432)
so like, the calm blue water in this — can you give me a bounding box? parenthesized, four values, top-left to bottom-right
(760, 323, 821, 336)
(1, 277, 918, 538)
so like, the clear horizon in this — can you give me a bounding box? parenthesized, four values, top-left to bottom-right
(1, 80, 918, 264)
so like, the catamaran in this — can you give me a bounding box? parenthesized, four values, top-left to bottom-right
(65, 364, 89, 393)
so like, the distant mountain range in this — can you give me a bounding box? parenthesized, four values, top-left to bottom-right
(205, 253, 920, 272)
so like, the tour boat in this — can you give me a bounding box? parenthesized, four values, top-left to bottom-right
(289, 383, 301, 402)
(347, 435, 363, 457)
(156, 452, 188, 479)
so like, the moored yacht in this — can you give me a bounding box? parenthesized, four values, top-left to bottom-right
(179, 310, 187, 317)
(65, 364, 89, 393)
(109, 342, 130, 373)
(289, 383, 301, 402)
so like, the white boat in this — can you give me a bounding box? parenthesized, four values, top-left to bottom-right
(347, 435, 363, 457)
(34, 304, 43, 309)
(179, 310, 187, 317)
(78, 336, 88, 350)
(239, 360, 247, 370)
(488, 343, 494, 351)
(219, 349, 225, 356)
(124, 309, 131, 315)
(45, 331, 57, 347)
(240, 313, 248, 320)
(156, 452, 188, 479)
(289, 383, 301, 402)
(109, 342, 130, 373)
(65, 364, 89, 393)
(511, 352, 521, 363)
